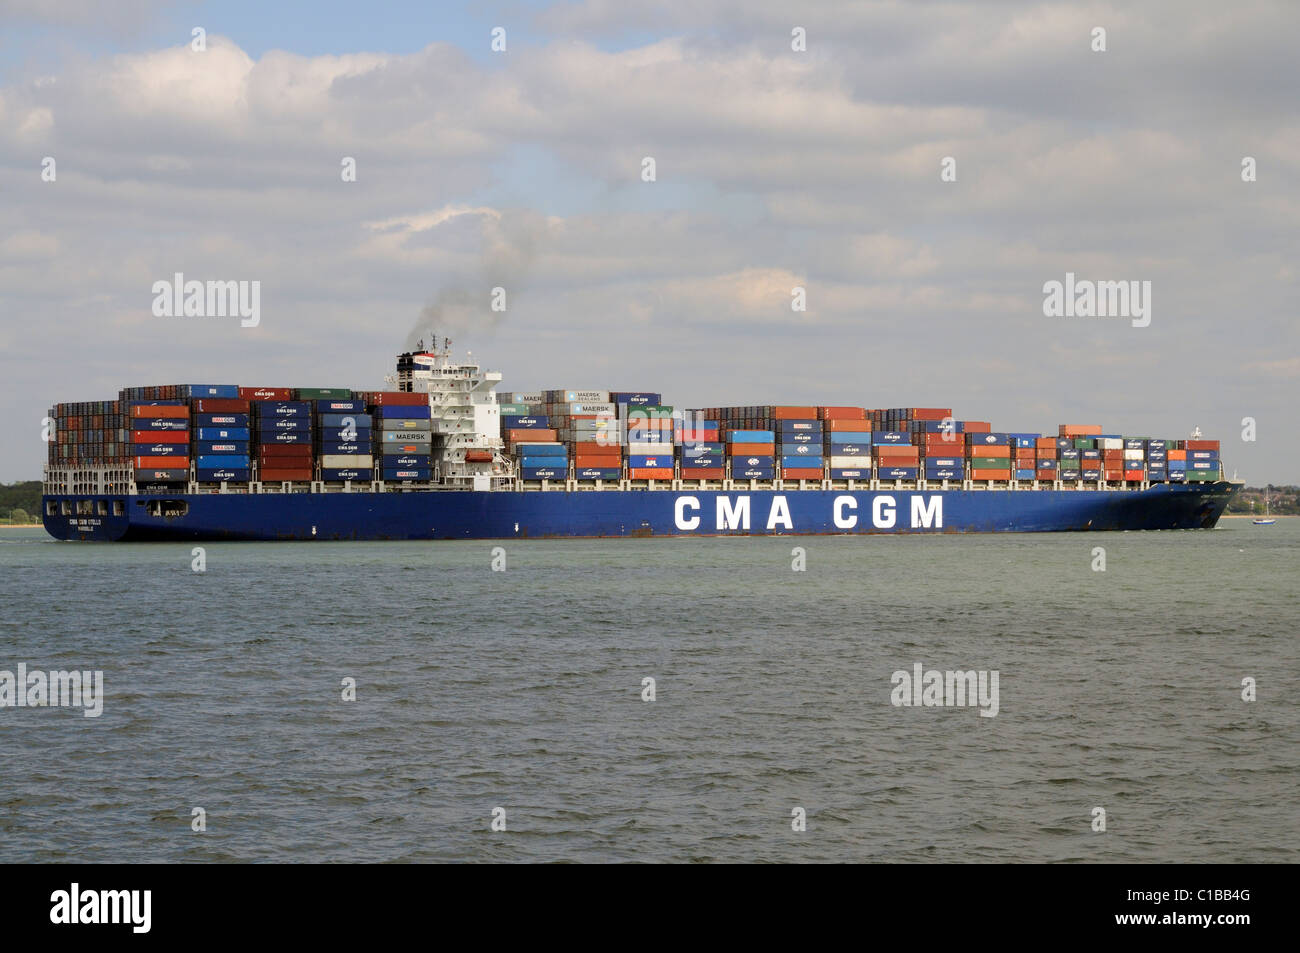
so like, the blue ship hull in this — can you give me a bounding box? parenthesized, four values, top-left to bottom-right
(42, 481, 1239, 541)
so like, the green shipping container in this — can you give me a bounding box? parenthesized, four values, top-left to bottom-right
(296, 387, 351, 399)
(1186, 470, 1220, 481)
(624, 405, 674, 418)
(970, 456, 1011, 468)
(1073, 438, 1095, 449)
(499, 403, 531, 415)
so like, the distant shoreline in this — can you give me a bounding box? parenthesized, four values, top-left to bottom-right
(1220, 514, 1294, 519)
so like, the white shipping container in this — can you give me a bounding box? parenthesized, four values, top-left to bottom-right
(1123, 449, 1144, 461)
(830, 456, 871, 469)
(1097, 438, 1123, 449)
(511, 392, 544, 404)
(321, 454, 374, 468)
(565, 390, 609, 403)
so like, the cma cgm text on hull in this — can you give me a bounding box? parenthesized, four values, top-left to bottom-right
(672, 493, 942, 531)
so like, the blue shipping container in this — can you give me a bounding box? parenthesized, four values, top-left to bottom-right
(732, 466, 775, 479)
(319, 426, 372, 442)
(196, 468, 249, 482)
(132, 419, 189, 431)
(575, 467, 622, 480)
(627, 454, 673, 469)
(197, 427, 250, 441)
(880, 467, 919, 480)
(259, 432, 312, 444)
(382, 466, 431, 479)
(1059, 469, 1082, 480)
(682, 443, 724, 458)
(520, 455, 569, 469)
(259, 418, 311, 432)
(780, 431, 819, 445)
(925, 467, 963, 480)
(1014, 468, 1036, 480)
(321, 468, 370, 481)
(196, 441, 249, 455)
(384, 454, 430, 467)
(871, 431, 909, 444)
(966, 432, 1010, 446)
(519, 466, 564, 480)
(831, 444, 871, 456)
(319, 413, 372, 429)
(197, 455, 251, 469)
(255, 401, 311, 417)
(781, 454, 823, 467)
(136, 443, 188, 456)
(728, 430, 774, 442)
(184, 385, 239, 399)
(378, 404, 431, 419)
(196, 413, 248, 427)
(321, 441, 369, 454)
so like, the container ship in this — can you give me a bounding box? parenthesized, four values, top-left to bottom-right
(41, 342, 1239, 541)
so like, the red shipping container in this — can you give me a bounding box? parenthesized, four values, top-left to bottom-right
(1104, 469, 1124, 480)
(259, 445, 313, 458)
(772, 406, 818, 419)
(260, 469, 313, 481)
(1059, 424, 1102, 436)
(1185, 439, 1220, 451)
(1123, 469, 1144, 480)
(134, 455, 189, 469)
(781, 467, 823, 479)
(131, 430, 189, 444)
(826, 419, 872, 432)
(129, 404, 188, 419)
(970, 468, 1010, 480)
(729, 442, 776, 455)
(818, 407, 866, 420)
(679, 467, 719, 480)
(369, 391, 429, 406)
(1102, 450, 1124, 462)
(193, 398, 250, 413)
(628, 468, 671, 480)
(911, 408, 953, 421)
(238, 387, 293, 400)
(574, 455, 622, 467)
(1035, 469, 1058, 481)
(963, 421, 991, 433)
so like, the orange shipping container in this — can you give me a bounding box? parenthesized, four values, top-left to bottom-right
(964, 421, 991, 433)
(1035, 469, 1057, 480)
(130, 404, 188, 419)
(729, 442, 776, 455)
(134, 456, 189, 469)
(628, 468, 671, 480)
(1035, 437, 1058, 449)
(818, 407, 866, 420)
(970, 468, 1010, 480)
(679, 467, 718, 480)
(826, 419, 872, 432)
(1167, 449, 1187, 461)
(1059, 424, 1102, 436)
(968, 445, 1010, 458)
(507, 428, 556, 442)
(781, 467, 823, 479)
(772, 406, 818, 419)
(911, 408, 952, 421)
(874, 446, 920, 459)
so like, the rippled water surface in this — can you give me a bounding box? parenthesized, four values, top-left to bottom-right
(1, 520, 1296, 862)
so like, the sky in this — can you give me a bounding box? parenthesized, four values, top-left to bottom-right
(1, 0, 1296, 483)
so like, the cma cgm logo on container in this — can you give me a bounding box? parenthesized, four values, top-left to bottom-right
(151, 272, 261, 327)
(674, 495, 942, 531)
